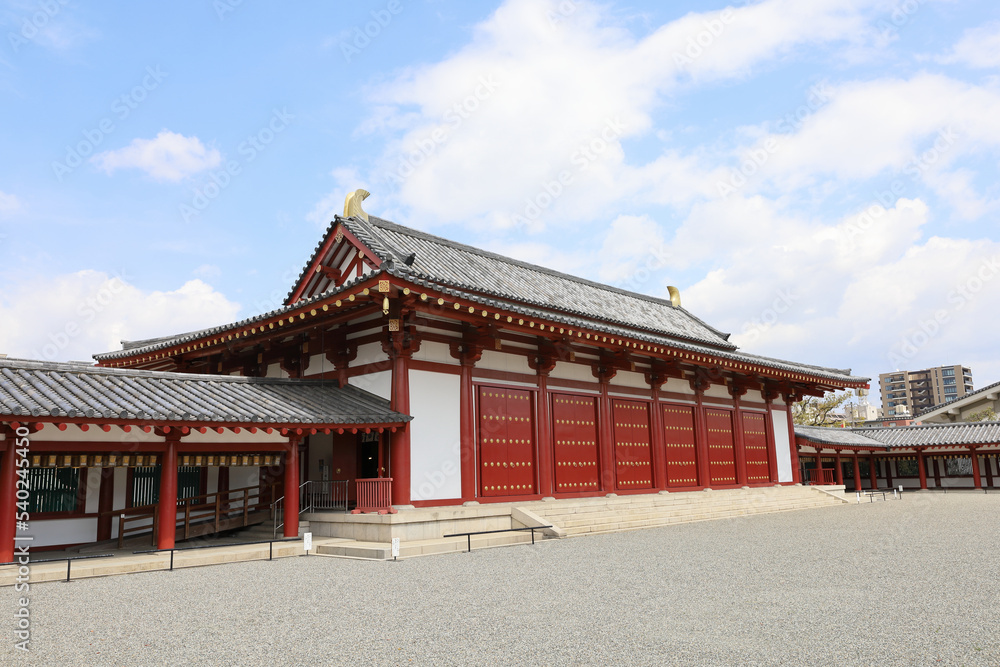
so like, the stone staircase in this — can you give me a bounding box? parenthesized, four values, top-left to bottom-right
(524, 485, 846, 538)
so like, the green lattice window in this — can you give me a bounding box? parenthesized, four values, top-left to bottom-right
(28, 468, 81, 514)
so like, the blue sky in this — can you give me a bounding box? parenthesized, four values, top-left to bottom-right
(2, 0, 999, 407)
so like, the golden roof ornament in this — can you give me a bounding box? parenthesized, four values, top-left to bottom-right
(343, 188, 371, 221)
(667, 285, 681, 308)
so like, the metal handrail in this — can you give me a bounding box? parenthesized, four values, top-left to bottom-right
(0, 553, 115, 583)
(134, 537, 301, 571)
(443, 526, 553, 553)
(272, 480, 349, 537)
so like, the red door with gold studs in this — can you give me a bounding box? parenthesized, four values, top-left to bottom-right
(613, 399, 653, 491)
(662, 404, 698, 487)
(478, 386, 536, 497)
(706, 408, 738, 486)
(740, 411, 771, 484)
(551, 393, 600, 494)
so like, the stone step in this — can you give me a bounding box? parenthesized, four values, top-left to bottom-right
(537, 495, 837, 521)
(314, 531, 537, 560)
(561, 503, 839, 536)
(549, 501, 837, 529)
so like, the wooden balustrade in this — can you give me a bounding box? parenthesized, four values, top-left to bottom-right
(101, 483, 276, 548)
(355, 478, 393, 513)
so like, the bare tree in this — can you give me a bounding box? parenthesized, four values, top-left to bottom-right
(792, 391, 852, 426)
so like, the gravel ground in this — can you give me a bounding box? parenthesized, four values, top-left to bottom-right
(3, 492, 1000, 666)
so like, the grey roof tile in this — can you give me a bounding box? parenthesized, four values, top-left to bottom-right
(0, 358, 410, 426)
(795, 422, 1000, 449)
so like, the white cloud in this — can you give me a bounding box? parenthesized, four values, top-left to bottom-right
(938, 22, 1000, 69)
(0, 271, 241, 362)
(91, 131, 222, 182)
(0, 191, 20, 214)
(320, 0, 889, 229)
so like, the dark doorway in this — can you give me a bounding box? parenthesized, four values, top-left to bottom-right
(359, 433, 380, 479)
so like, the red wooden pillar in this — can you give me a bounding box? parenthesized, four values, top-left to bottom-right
(0, 434, 17, 564)
(458, 359, 477, 501)
(218, 465, 230, 496)
(648, 378, 668, 490)
(834, 451, 844, 485)
(884, 458, 894, 489)
(985, 453, 994, 489)
(732, 391, 749, 486)
(283, 437, 300, 538)
(535, 371, 554, 497)
(970, 448, 982, 489)
(868, 454, 878, 491)
(694, 390, 712, 488)
(852, 452, 861, 491)
(597, 374, 616, 492)
(783, 395, 800, 484)
(157, 438, 179, 551)
(388, 343, 412, 506)
(916, 449, 928, 490)
(96, 468, 115, 541)
(815, 453, 823, 484)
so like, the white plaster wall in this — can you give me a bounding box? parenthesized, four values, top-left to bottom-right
(408, 370, 462, 502)
(30, 518, 98, 548)
(229, 467, 260, 489)
(265, 362, 286, 378)
(349, 370, 391, 400)
(477, 349, 532, 375)
(84, 468, 101, 513)
(412, 340, 458, 365)
(703, 383, 733, 400)
(548, 361, 594, 383)
(353, 341, 387, 367)
(663, 378, 695, 397)
(206, 467, 219, 494)
(610, 369, 648, 390)
(771, 407, 793, 483)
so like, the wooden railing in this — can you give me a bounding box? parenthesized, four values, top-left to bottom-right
(355, 478, 393, 513)
(809, 468, 836, 485)
(101, 483, 276, 548)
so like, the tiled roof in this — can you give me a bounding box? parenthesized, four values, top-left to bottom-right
(95, 215, 867, 387)
(796, 422, 1000, 449)
(915, 379, 1000, 418)
(0, 358, 410, 425)
(337, 215, 738, 351)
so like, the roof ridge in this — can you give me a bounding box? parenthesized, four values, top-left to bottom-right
(362, 215, 728, 321)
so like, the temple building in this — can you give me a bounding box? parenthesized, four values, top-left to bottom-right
(0, 190, 869, 561)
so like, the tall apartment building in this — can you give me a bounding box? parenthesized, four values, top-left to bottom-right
(879, 365, 974, 416)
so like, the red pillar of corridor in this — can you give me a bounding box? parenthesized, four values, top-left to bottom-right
(834, 451, 844, 486)
(852, 453, 862, 491)
(156, 437, 179, 550)
(283, 437, 300, 538)
(970, 447, 982, 490)
(916, 449, 928, 490)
